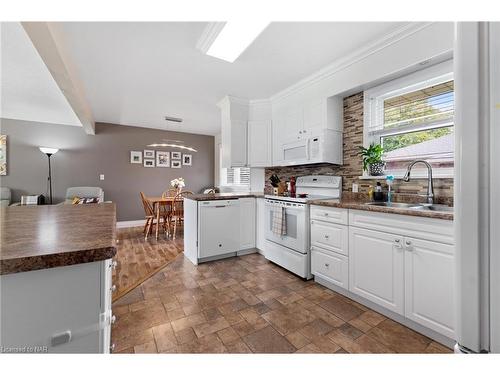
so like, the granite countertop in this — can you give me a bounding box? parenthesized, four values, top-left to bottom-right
(185, 192, 265, 201)
(309, 198, 454, 220)
(0, 203, 117, 275)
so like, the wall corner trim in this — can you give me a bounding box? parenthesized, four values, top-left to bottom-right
(269, 22, 435, 103)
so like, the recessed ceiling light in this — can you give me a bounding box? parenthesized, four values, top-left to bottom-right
(197, 21, 269, 63)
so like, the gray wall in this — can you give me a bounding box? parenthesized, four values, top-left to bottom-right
(0, 119, 214, 221)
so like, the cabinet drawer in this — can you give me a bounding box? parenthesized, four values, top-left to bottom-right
(311, 220, 348, 256)
(311, 205, 348, 225)
(311, 247, 348, 289)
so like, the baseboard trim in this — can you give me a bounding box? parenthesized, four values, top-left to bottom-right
(116, 219, 145, 228)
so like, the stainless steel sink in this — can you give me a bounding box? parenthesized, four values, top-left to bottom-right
(364, 201, 453, 212)
(410, 204, 454, 212)
(364, 202, 420, 209)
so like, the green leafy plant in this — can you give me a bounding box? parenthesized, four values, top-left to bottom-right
(358, 143, 385, 172)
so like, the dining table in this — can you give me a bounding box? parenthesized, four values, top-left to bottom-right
(146, 196, 175, 240)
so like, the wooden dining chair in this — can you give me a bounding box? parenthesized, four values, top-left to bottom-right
(171, 191, 193, 239)
(140, 192, 157, 240)
(161, 188, 178, 198)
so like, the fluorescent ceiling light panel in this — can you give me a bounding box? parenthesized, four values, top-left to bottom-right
(205, 21, 269, 63)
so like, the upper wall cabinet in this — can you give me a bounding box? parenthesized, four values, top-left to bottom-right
(248, 120, 272, 167)
(218, 96, 249, 168)
(272, 96, 343, 166)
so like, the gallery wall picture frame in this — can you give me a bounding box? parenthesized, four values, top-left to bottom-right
(171, 160, 181, 168)
(130, 150, 142, 164)
(171, 151, 181, 160)
(0, 135, 6, 175)
(144, 149, 155, 158)
(144, 159, 155, 168)
(182, 154, 192, 166)
(156, 151, 170, 167)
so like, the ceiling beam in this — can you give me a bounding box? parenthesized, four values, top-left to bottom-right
(21, 22, 95, 135)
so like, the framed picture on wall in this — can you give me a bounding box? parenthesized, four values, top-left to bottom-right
(0, 135, 6, 175)
(171, 160, 181, 168)
(144, 159, 155, 167)
(130, 150, 142, 164)
(156, 151, 170, 167)
(171, 151, 181, 160)
(144, 149, 155, 158)
(182, 154, 192, 166)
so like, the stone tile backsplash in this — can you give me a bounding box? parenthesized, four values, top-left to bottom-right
(264, 92, 454, 203)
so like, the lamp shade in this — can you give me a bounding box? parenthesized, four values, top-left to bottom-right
(39, 147, 59, 155)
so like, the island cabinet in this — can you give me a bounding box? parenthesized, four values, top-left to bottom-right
(0, 204, 117, 353)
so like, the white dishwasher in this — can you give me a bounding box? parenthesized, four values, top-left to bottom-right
(198, 199, 240, 259)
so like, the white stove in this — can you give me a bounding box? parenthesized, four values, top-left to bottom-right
(264, 175, 341, 279)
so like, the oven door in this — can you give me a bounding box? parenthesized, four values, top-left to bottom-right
(265, 200, 308, 254)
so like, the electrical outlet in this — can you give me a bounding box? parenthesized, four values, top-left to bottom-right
(352, 183, 359, 193)
(99, 174, 105, 181)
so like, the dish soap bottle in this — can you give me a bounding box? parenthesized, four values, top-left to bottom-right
(386, 175, 394, 204)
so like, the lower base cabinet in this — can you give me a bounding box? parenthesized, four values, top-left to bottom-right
(404, 237, 455, 338)
(311, 247, 348, 289)
(348, 226, 405, 315)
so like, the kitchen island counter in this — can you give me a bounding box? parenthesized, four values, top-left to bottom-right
(0, 203, 117, 275)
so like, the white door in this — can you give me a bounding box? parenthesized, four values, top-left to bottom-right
(199, 202, 240, 258)
(240, 198, 256, 250)
(311, 247, 348, 289)
(303, 100, 324, 134)
(230, 119, 248, 167)
(404, 236, 455, 339)
(256, 198, 266, 252)
(248, 120, 271, 167)
(349, 227, 405, 314)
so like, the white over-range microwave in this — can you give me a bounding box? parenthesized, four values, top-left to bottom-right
(279, 129, 343, 166)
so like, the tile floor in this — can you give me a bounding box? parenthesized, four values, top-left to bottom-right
(111, 247, 452, 354)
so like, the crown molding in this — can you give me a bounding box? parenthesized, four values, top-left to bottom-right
(216, 95, 250, 109)
(196, 22, 225, 54)
(270, 22, 435, 103)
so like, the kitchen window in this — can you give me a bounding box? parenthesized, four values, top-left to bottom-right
(364, 61, 454, 177)
(218, 143, 250, 189)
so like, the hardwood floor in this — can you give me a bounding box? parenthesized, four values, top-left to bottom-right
(112, 226, 184, 301)
(111, 249, 452, 354)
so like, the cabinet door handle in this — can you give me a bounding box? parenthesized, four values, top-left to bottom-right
(324, 263, 329, 267)
(324, 235, 329, 239)
(324, 213, 329, 216)
(405, 240, 412, 246)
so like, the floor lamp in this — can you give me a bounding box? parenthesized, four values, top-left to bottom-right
(39, 147, 59, 204)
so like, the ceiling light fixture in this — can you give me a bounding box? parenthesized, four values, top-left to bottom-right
(147, 143, 197, 152)
(197, 21, 269, 63)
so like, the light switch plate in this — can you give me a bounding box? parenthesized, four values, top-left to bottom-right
(352, 183, 359, 193)
(99, 174, 105, 181)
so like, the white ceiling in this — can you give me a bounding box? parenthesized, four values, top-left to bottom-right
(2, 22, 409, 135)
(60, 22, 407, 135)
(0, 22, 82, 127)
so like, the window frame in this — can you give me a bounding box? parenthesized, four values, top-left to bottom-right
(363, 60, 454, 179)
(217, 143, 251, 191)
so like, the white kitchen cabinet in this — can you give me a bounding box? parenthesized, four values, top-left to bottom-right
(404, 236, 455, 338)
(311, 247, 348, 289)
(311, 205, 349, 226)
(218, 96, 249, 168)
(311, 219, 348, 256)
(248, 120, 272, 167)
(349, 226, 405, 314)
(255, 198, 266, 253)
(0, 260, 113, 353)
(240, 198, 256, 250)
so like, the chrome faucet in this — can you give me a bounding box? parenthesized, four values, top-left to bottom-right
(403, 160, 434, 205)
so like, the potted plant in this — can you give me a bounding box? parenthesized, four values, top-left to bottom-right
(358, 143, 385, 176)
